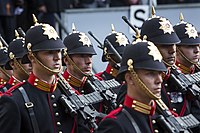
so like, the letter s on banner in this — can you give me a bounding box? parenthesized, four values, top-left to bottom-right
(129, 5, 149, 34)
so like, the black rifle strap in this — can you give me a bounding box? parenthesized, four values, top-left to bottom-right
(18, 87, 40, 133)
(122, 108, 141, 133)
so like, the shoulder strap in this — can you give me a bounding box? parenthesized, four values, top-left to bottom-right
(122, 108, 142, 133)
(18, 87, 40, 133)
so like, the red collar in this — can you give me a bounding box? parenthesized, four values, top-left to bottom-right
(28, 73, 57, 93)
(123, 95, 156, 116)
(105, 64, 118, 78)
(63, 70, 87, 88)
(7, 76, 21, 86)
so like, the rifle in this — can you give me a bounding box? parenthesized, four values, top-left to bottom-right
(57, 73, 106, 130)
(0, 34, 8, 47)
(85, 74, 120, 110)
(17, 27, 26, 38)
(155, 99, 200, 133)
(169, 66, 200, 98)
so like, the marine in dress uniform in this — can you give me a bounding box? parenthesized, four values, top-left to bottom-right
(139, 8, 189, 116)
(62, 24, 97, 94)
(173, 13, 200, 121)
(174, 13, 200, 74)
(95, 25, 129, 81)
(0, 31, 32, 93)
(96, 34, 167, 133)
(140, 9, 200, 131)
(0, 19, 79, 133)
(94, 25, 129, 95)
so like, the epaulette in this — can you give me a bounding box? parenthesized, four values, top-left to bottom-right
(5, 82, 25, 95)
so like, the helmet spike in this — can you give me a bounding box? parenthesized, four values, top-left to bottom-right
(32, 14, 38, 25)
(15, 30, 20, 38)
(72, 23, 76, 33)
(111, 24, 115, 33)
(152, 6, 156, 18)
(180, 12, 184, 22)
(135, 27, 140, 40)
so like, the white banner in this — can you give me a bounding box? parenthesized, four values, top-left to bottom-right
(130, 5, 149, 34)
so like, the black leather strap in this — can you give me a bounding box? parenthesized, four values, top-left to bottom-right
(18, 87, 40, 133)
(122, 108, 142, 133)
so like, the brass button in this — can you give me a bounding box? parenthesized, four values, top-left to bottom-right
(57, 122, 61, 126)
(53, 103, 57, 108)
(51, 95, 55, 99)
(55, 112, 59, 116)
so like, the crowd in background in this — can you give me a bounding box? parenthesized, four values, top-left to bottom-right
(1, 0, 200, 44)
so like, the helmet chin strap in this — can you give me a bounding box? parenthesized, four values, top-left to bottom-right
(14, 58, 29, 77)
(31, 52, 61, 74)
(177, 47, 198, 65)
(65, 54, 89, 77)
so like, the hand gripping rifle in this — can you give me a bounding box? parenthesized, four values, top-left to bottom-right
(155, 99, 200, 133)
(168, 66, 200, 98)
(57, 73, 106, 130)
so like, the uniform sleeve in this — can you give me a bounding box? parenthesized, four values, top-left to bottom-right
(95, 118, 124, 133)
(0, 95, 21, 133)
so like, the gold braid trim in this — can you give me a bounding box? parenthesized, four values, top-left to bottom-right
(132, 100, 152, 115)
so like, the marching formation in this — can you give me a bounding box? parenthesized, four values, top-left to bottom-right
(0, 7, 200, 133)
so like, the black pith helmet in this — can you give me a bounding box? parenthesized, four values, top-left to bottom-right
(22, 23, 65, 64)
(141, 7, 180, 45)
(5, 31, 27, 70)
(102, 24, 130, 62)
(63, 23, 96, 55)
(117, 39, 167, 80)
(0, 47, 9, 67)
(173, 13, 200, 45)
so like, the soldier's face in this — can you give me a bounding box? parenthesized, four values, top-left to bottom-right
(136, 69, 163, 98)
(66, 54, 93, 78)
(156, 44, 176, 66)
(177, 45, 200, 64)
(34, 50, 62, 73)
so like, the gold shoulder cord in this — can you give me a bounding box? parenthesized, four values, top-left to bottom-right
(127, 59, 160, 100)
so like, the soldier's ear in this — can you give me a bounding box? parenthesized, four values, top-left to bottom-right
(63, 57, 70, 65)
(125, 72, 134, 86)
(9, 60, 15, 69)
(27, 53, 35, 63)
